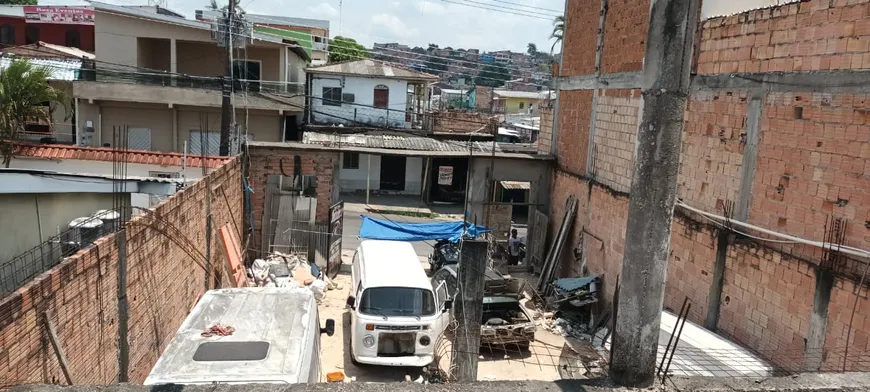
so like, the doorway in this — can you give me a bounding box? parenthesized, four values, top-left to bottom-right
(379, 155, 406, 191)
(284, 115, 301, 141)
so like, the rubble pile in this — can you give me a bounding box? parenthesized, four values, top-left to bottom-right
(246, 251, 342, 302)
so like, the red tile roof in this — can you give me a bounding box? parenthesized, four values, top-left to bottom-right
(12, 143, 231, 169)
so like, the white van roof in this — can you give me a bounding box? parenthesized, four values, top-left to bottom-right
(359, 240, 431, 290)
(144, 287, 317, 385)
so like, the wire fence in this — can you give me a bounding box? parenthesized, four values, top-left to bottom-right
(0, 215, 120, 297)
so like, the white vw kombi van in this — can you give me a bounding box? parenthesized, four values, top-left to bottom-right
(347, 240, 452, 367)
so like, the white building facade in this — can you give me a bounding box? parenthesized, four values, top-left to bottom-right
(307, 59, 437, 129)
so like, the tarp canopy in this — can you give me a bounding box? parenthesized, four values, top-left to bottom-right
(358, 215, 491, 242)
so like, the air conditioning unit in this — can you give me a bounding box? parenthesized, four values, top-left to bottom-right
(62, 216, 103, 256)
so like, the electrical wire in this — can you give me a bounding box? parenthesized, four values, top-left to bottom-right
(450, 0, 563, 18)
(440, 0, 554, 19)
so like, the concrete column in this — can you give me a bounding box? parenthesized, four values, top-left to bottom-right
(280, 47, 288, 90)
(170, 38, 177, 87)
(805, 268, 835, 371)
(610, 0, 699, 387)
(172, 107, 179, 152)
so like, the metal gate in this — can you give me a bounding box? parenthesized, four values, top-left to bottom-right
(528, 209, 549, 274)
(261, 175, 329, 269)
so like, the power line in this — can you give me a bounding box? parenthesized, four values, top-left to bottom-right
(440, 0, 553, 19)
(453, 0, 562, 18)
(488, 0, 564, 13)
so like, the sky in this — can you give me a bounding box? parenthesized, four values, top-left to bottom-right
(43, 0, 566, 53)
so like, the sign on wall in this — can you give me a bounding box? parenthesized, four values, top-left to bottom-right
(24, 7, 95, 25)
(438, 166, 454, 186)
(327, 201, 344, 278)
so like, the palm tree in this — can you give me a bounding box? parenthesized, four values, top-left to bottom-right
(550, 15, 565, 54)
(0, 59, 68, 167)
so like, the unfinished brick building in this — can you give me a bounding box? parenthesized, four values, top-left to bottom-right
(551, 0, 870, 372)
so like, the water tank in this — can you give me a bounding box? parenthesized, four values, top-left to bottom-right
(92, 209, 120, 236)
(62, 217, 104, 256)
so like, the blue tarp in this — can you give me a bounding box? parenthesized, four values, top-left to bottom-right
(358, 215, 492, 242)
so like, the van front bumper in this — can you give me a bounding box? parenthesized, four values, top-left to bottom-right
(353, 354, 434, 367)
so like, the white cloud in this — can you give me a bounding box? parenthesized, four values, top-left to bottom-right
(306, 3, 339, 18)
(370, 13, 417, 40)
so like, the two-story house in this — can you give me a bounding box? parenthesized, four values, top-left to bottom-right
(307, 59, 437, 129)
(73, 2, 309, 154)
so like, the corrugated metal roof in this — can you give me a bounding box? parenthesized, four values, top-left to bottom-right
(303, 131, 499, 153)
(307, 59, 438, 81)
(2, 42, 94, 60)
(13, 143, 229, 168)
(200, 9, 330, 30)
(500, 181, 530, 190)
(0, 57, 81, 81)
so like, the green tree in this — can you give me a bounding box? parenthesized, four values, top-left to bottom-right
(0, 0, 37, 5)
(423, 56, 448, 73)
(0, 60, 68, 167)
(550, 15, 565, 54)
(475, 64, 511, 87)
(527, 42, 537, 56)
(411, 46, 426, 54)
(328, 36, 370, 63)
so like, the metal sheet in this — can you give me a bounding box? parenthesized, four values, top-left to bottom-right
(499, 181, 531, 190)
(144, 287, 318, 385)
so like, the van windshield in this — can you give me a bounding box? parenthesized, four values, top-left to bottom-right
(359, 287, 436, 317)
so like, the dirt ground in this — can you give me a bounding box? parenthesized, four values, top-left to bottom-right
(317, 259, 580, 383)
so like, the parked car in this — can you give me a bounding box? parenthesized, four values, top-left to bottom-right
(428, 239, 460, 273)
(430, 264, 536, 349)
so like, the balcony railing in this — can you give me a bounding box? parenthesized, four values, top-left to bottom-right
(86, 67, 304, 95)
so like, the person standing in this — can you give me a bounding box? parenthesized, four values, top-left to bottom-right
(507, 229, 522, 266)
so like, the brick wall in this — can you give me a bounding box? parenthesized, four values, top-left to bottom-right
(600, 0, 650, 73)
(474, 86, 493, 111)
(537, 107, 554, 155)
(678, 90, 747, 213)
(556, 90, 594, 175)
(246, 145, 339, 254)
(664, 217, 717, 324)
(697, 0, 870, 74)
(825, 279, 870, 371)
(560, 0, 599, 76)
(749, 91, 870, 252)
(591, 90, 640, 193)
(0, 158, 243, 385)
(429, 110, 495, 134)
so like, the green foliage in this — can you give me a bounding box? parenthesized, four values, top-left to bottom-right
(328, 36, 370, 63)
(411, 46, 426, 54)
(0, 59, 68, 167)
(475, 64, 511, 87)
(0, 0, 37, 5)
(424, 56, 448, 73)
(550, 15, 565, 53)
(527, 43, 537, 56)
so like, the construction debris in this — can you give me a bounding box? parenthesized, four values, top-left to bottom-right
(247, 252, 331, 302)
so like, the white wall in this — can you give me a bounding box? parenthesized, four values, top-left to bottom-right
(405, 157, 423, 194)
(311, 76, 409, 128)
(338, 153, 424, 195)
(339, 153, 381, 191)
(9, 157, 207, 211)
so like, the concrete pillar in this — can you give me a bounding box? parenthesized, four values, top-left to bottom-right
(805, 268, 834, 371)
(610, 0, 699, 387)
(280, 47, 288, 91)
(170, 38, 177, 87)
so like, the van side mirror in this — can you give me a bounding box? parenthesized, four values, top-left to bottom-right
(346, 296, 355, 309)
(322, 319, 335, 336)
(443, 300, 453, 312)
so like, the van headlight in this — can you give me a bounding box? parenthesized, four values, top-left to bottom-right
(363, 335, 375, 348)
(419, 335, 431, 346)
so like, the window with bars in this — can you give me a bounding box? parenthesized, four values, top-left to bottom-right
(189, 131, 221, 156)
(342, 152, 360, 169)
(322, 87, 343, 106)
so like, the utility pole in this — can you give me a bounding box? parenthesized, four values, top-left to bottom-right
(219, 0, 235, 156)
(609, 0, 699, 387)
(452, 240, 488, 383)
